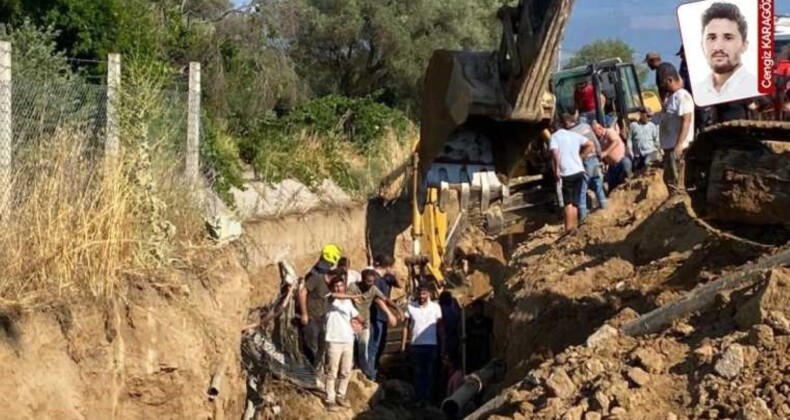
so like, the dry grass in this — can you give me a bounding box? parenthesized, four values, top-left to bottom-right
(0, 62, 206, 307)
(0, 128, 203, 306)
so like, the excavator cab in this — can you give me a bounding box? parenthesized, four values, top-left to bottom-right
(551, 58, 660, 135)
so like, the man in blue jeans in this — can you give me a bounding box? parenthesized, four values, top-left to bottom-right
(366, 255, 402, 380)
(564, 111, 607, 221)
(400, 283, 443, 405)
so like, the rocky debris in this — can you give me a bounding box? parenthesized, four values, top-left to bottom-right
(584, 412, 602, 420)
(747, 324, 775, 348)
(714, 344, 745, 379)
(625, 367, 651, 387)
(562, 404, 585, 420)
(545, 368, 577, 399)
(631, 348, 666, 374)
(738, 397, 772, 420)
(672, 321, 695, 337)
(734, 269, 790, 330)
(484, 170, 790, 420)
(766, 310, 790, 335)
(693, 344, 716, 365)
(590, 390, 610, 413)
(586, 325, 619, 348)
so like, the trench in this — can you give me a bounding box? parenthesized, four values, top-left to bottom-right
(236, 191, 553, 419)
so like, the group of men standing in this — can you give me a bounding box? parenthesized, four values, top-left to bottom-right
(297, 245, 470, 411)
(298, 247, 404, 410)
(553, 57, 694, 232)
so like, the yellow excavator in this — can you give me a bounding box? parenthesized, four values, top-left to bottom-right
(406, 0, 790, 288)
(407, 0, 574, 287)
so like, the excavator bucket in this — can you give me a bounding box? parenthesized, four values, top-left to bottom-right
(418, 0, 574, 177)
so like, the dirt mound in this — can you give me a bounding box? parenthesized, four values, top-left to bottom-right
(0, 247, 251, 419)
(481, 168, 788, 419)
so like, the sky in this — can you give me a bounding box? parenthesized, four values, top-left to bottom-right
(561, 0, 790, 72)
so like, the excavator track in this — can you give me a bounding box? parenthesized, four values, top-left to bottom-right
(684, 120, 790, 246)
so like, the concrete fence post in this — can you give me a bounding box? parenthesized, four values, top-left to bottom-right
(0, 41, 11, 215)
(186, 62, 201, 184)
(105, 53, 121, 159)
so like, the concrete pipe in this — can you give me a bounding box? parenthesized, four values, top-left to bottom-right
(441, 359, 505, 418)
(208, 352, 229, 401)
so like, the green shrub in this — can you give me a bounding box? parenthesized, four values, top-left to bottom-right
(200, 112, 245, 207)
(237, 94, 410, 195)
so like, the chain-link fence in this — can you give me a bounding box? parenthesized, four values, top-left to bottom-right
(0, 42, 205, 302)
(12, 77, 108, 149)
(0, 43, 202, 213)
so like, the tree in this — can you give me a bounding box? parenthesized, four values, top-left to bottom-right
(564, 38, 635, 69)
(564, 38, 650, 86)
(285, 0, 507, 110)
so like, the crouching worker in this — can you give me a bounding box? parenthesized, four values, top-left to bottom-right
(324, 276, 364, 411)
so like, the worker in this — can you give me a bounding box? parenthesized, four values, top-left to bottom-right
(366, 254, 403, 381)
(400, 282, 443, 406)
(564, 110, 606, 222)
(438, 291, 461, 363)
(644, 52, 675, 101)
(677, 46, 692, 96)
(298, 244, 342, 369)
(323, 275, 364, 412)
(347, 269, 399, 379)
(445, 350, 465, 397)
(550, 116, 594, 232)
(592, 120, 632, 193)
(658, 63, 695, 195)
(629, 108, 661, 171)
(574, 80, 597, 124)
(465, 300, 492, 373)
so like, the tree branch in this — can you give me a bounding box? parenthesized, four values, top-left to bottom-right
(182, 1, 257, 23)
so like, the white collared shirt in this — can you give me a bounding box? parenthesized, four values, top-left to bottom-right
(692, 64, 759, 107)
(659, 89, 695, 150)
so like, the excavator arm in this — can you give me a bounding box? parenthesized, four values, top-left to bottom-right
(410, 0, 576, 289)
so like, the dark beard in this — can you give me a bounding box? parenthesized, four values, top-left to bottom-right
(711, 60, 738, 75)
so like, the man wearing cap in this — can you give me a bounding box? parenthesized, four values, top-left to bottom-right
(299, 244, 343, 368)
(645, 52, 678, 102)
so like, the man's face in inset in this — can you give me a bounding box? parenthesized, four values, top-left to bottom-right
(702, 18, 748, 75)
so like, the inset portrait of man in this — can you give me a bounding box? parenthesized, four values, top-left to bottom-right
(692, 1, 758, 106)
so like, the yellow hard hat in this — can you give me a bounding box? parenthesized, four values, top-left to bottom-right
(321, 244, 342, 266)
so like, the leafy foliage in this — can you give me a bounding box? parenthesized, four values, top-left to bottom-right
(200, 111, 245, 207)
(287, 0, 507, 110)
(240, 95, 411, 192)
(565, 39, 636, 69)
(564, 38, 650, 86)
(0, 18, 72, 82)
(2, 0, 487, 201)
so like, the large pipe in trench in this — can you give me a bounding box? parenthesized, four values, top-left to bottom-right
(441, 359, 505, 419)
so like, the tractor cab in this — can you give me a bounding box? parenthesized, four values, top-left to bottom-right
(551, 58, 660, 137)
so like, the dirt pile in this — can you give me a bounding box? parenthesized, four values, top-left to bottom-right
(479, 167, 790, 419)
(0, 246, 251, 419)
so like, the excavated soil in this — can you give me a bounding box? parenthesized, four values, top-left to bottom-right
(255, 167, 790, 420)
(475, 167, 790, 420)
(0, 246, 251, 419)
